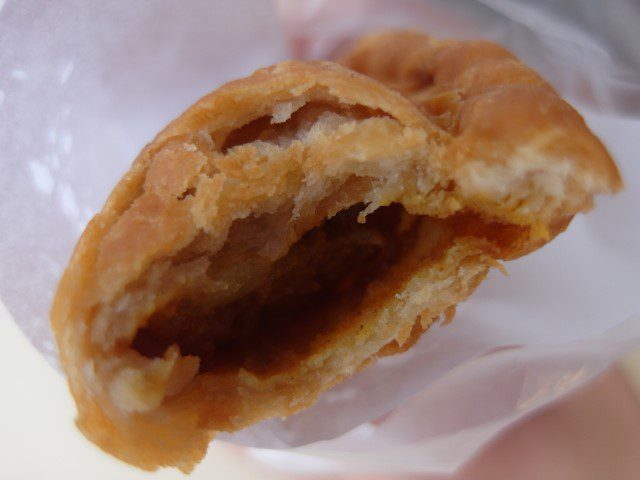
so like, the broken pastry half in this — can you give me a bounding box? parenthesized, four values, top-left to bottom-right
(51, 51, 620, 471)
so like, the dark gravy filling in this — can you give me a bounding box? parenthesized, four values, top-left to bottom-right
(132, 203, 423, 374)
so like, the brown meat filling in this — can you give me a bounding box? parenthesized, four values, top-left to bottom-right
(132, 203, 422, 374)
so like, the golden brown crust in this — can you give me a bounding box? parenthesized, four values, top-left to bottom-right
(340, 31, 622, 229)
(52, 38, 620, 472)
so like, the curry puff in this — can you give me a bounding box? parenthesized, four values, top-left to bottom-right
(52, 32, 621, 471)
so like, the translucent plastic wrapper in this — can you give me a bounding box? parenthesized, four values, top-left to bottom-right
(1, 0, 639, 474)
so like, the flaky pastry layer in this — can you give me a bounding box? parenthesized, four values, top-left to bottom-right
(339, 30, 622, 229)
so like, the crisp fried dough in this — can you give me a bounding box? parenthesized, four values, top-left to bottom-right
(52, 42, 619, 471)
(340, 30, 622, 233)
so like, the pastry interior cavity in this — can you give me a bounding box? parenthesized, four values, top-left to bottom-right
(132, 202, 423, 374)
(98, 99, 525, 409)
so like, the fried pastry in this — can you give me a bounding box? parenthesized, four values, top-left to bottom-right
(51, 46, 620, 471)
(339, 30, 621, 225)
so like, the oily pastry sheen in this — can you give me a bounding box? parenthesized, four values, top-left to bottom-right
(51, 50, 619, 471)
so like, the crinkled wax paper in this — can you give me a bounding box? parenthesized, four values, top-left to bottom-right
(1, 0, 639, 474)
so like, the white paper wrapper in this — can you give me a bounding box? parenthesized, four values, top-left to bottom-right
(1, 0, 639, 474)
